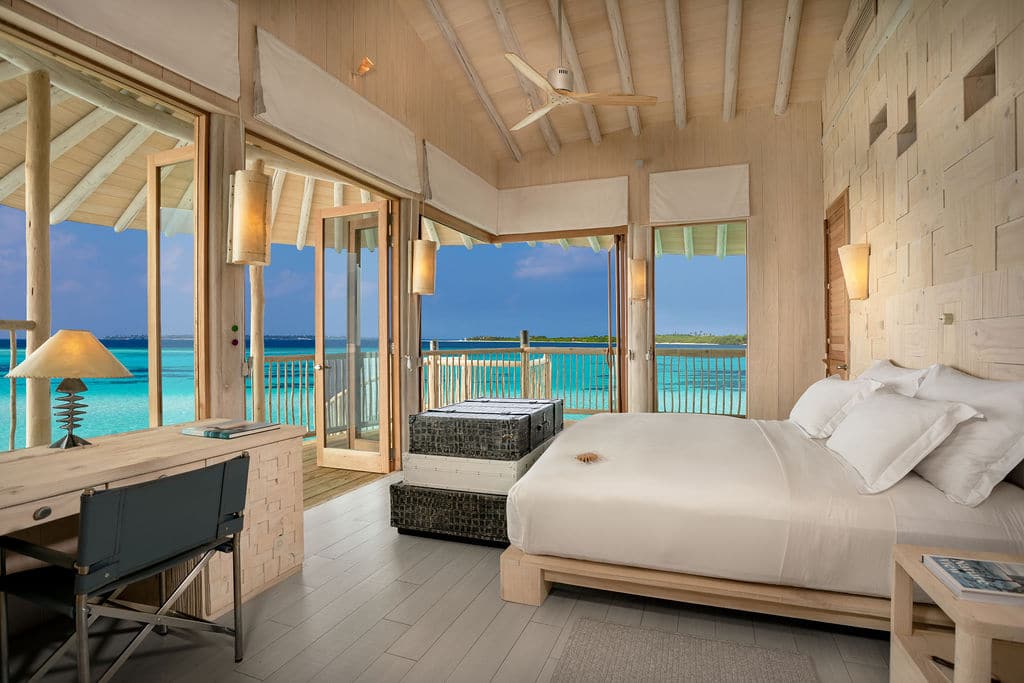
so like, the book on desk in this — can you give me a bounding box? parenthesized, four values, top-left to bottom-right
(181, 420, 280, 440)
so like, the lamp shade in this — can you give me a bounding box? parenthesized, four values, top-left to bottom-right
(230, 160, 271, 266)
(411, 239, 437, 295)
(628, 257, 647, 301)
(838, 243, 870, 300)
(7, 330, 131, 379)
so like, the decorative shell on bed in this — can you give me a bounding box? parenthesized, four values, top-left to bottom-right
(575, 452, 600, 463)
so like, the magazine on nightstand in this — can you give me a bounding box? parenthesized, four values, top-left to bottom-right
(924, 554, 1024, 605)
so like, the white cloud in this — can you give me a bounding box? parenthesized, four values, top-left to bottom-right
(513, 245, 604, 280)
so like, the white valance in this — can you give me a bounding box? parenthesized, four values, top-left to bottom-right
(28, 0, 240, 99)
(650, 164, 750, 224)
(254, 28, 421, 193)
(497, 177, 629, 235)
(425, 143, 498, 234)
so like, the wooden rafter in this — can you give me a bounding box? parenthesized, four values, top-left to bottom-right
(588, 235, 601, 253)
(526, 240, 537, 247)
(683, 225, 694, 259)
(268, 169, 285, 229)
(422, 217, 440, 242)
(604, 0, 641, 136)
(295, 176, 315, 250)
(0, 87, 68, 136)
(558, 238, 569, 250)
(0, 106, 114, 201)
(113, 140, 187, 232)
(664, 0, 687, 129)
(0, 36, 193, 140)
(162, 179, 195, 237)
(654, 229, 663, 257)
(332, 181, 345, 253)
(424, 0, 522, 162)
(546, 0, 601, 146)
(773, 0, 804, 115)
(0, 60, 21, 83)
(51, 123, 152, 225)
(487, 0, 560, 156)
(716, 223, 728, 259)
(722, 0, 743, 121)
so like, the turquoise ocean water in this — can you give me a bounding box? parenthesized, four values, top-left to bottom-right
(0, 338, 746, 450)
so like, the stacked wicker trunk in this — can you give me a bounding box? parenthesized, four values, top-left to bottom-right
(390, 398, 563, 544)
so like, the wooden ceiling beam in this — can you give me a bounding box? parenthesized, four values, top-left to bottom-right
(664, 0, 687, 129)
(268, 169, 286, 230)
(558, 238, 569, 250)
(546, 0, 601, 146)
(295, 176, 315, 250)
(716, 223, 728, 259)
(487, 0, 560, 156)
(0, 107, 114, 201)
(422, 216, 440, 242)
(460, 232, 474, 250)
(588, 235, 601, 252)
(683, 225, 694, 259)
(424, 0, 522, 162)
(51, 123, 152, 225)
(0, 36, 193, 141)
(0, 87, 69, 136)
(604, 0, 641, 136)
(722, 0, 743, 121)
(113, 140, 186, 232)
(654, 228, 663, 257)
(0, 60, 22, 83)
(773, 0, 804, 115)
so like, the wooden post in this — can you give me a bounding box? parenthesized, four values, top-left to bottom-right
(627, 163, 653, 413)
(8, 329, 16, 450)
(427, 339, 439, 409)
(520, 330, 530, 399)
(250, 265, 265, 421)
(24, 70, 51, 447)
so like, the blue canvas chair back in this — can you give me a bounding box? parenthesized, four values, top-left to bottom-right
(74, 455, 249, 594)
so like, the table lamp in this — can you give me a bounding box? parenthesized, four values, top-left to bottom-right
(7, 329, 132, 449)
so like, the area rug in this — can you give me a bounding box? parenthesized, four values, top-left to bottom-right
(552, 618, 818, 683)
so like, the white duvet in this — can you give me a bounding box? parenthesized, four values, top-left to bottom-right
(506, 413, 1024, 598)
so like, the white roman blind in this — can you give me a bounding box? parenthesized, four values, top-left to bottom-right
(497, 177, 628, 235)
(425, 143, 498, 234)
(650, 164, 750, 224)
(254, 28, 421, 193)
(28, 0, 240, 99)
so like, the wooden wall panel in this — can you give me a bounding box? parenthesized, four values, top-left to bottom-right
(498, 102, 825, 420)
(821, 0, 1024, 379)
(239, 0, 498, 187)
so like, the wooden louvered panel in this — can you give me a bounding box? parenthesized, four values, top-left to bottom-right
(825, 189, 850, 378)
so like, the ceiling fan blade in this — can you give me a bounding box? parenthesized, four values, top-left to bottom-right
(510, 101, 561, 131)
(504, 53, 555, 95)
(566, 92, 658, 106)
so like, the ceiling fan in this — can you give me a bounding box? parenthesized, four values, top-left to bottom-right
(505, 0, 657, 132)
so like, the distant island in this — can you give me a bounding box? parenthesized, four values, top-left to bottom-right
(468, 332, 747, 345)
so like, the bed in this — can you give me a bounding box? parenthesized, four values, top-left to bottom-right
(501, 412, 1024, 629)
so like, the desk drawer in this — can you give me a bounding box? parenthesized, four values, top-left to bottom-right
(107, 460, 208, 488)
(0, 489, 89, 537)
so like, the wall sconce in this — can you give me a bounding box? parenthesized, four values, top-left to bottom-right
(229, 159, 270, 266)
(354, 56, 375, 77)
(411, 239, 437, 295)
(838, 243, 869, 300)
(628, 257, 647, 301)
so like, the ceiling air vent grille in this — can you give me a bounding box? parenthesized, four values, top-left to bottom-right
(845, 0, 877, 65)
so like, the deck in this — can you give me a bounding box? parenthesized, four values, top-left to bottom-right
(301, 440, 387, 509)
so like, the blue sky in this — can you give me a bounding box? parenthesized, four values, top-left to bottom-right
(1, 206, 746, 338)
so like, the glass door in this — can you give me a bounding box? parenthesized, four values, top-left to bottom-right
(315, 202, 391, 472)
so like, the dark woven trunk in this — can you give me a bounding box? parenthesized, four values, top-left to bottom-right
(390, 483, 508, 544)
(408, 398, 563, 460)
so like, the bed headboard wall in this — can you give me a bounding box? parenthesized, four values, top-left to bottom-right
(820, 0, 1024, 383)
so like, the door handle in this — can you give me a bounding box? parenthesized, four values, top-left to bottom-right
(314, 363, 331, 371)
(836, 363, 848, 371)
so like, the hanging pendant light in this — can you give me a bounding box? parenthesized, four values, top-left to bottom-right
(229, 159, 271, 266)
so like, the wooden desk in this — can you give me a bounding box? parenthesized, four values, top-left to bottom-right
(0, 421, 306, 619)
(891, 545, 1024, 683)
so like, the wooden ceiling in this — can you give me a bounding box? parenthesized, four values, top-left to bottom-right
(397, 0, 849, 160)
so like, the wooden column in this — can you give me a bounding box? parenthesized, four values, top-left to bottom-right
(626, 162, 653, 413)
(205, 114, 246, 419)
(395, 198, 422, 467)
(24, 70, 51, 447)
(249, 265, 265, 421)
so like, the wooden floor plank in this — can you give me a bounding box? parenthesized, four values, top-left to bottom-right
(300, 440, 387, 509)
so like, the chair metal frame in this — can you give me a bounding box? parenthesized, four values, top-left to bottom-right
(0, 456, 248, 683)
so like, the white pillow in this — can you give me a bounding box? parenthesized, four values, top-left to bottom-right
(827, 391, 982, 494)
(857, 359, 931, 397)
(913, 366, 1024, 506)
(789, 376, 883, 438)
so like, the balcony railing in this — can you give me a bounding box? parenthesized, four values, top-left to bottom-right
(249, 345, 746, 435)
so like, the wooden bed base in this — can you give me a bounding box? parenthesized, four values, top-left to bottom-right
(500, 546, 951, 632)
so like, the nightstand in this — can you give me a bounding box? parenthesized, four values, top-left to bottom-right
(891, 545, 1024, 682)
